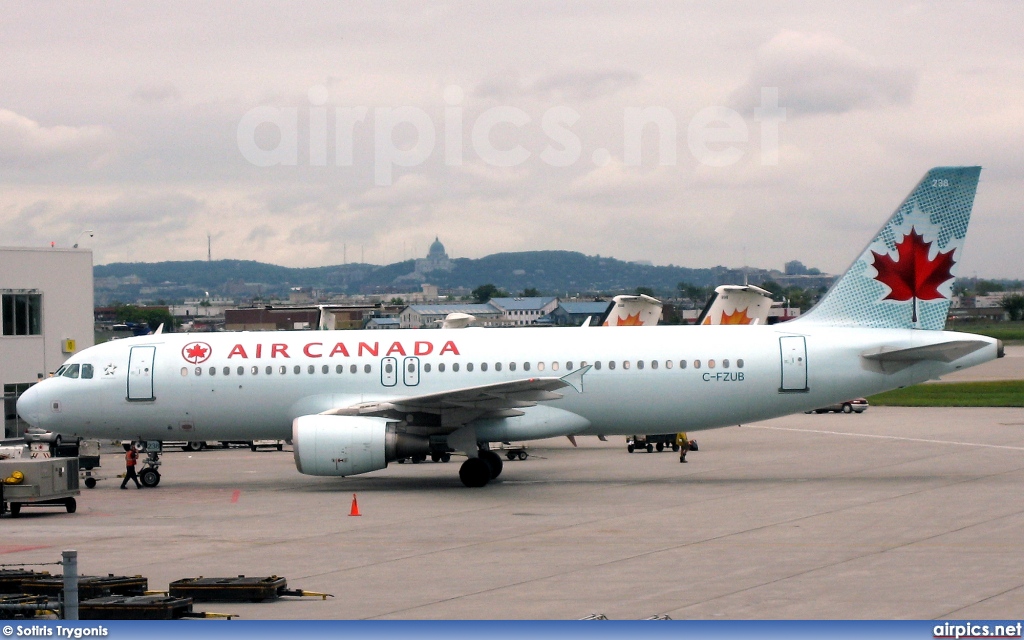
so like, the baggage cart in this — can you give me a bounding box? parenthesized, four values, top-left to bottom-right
(0, 457, 79, 517)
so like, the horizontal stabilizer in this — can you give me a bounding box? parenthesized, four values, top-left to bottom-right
(861, 340, 989, 363)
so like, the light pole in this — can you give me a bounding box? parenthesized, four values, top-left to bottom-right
(73, 230, 94, 248)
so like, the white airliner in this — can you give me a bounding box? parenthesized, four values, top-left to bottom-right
(16, 167, 1003, 487)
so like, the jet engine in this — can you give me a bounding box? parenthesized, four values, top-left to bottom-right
(292, 415, 431, 476)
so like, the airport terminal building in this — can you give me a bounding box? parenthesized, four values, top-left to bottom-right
(1, 247, 94, 438)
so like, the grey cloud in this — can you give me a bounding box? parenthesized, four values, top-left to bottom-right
(731, 31, 918, 116)
(475, 68, 641, 102)
(133, 84, 182, 104)
(0, 109, 114, 168)
(532, 69, 641, 101)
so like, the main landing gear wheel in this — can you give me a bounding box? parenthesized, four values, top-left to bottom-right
(459, 458, 491, 488)
(480, 450, 503, 479)
(140, 468, 161, 488)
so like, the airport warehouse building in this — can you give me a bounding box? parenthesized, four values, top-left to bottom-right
(1, 247, 94, 438)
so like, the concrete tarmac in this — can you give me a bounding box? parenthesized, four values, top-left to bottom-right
(4, 406, 1024, 620)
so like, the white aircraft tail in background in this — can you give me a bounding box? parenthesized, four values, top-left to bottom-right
(698, 285, 773, 325)
(602, 294, 663, 326)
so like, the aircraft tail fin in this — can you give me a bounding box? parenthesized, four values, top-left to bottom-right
(797, 166, 981, 331)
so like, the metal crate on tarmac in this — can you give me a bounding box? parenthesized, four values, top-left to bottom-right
(79, 595, 195, 620)
(169, 575, 288, 602)
(22, 574, 147, 599)
(0, 570, 51, 594)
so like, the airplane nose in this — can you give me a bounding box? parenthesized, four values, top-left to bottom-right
(16, 384, 45, 428)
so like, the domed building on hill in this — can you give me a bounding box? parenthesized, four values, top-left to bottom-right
(397, 236, 454, 282)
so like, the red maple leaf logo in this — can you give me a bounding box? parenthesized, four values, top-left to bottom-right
(870, 227, 956, 322)
(182, 342, 212, 364)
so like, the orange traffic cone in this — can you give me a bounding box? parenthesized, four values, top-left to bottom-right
(349, 493, 361, 517)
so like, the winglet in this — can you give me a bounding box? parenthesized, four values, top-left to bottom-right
(560, 365, 591, 393)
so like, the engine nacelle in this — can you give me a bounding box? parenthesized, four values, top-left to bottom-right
(292, 415, 431, 477)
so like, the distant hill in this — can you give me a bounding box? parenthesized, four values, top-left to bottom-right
(93, 251, 775, 303)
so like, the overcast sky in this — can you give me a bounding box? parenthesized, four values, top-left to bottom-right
(1, 1, 1021, 277)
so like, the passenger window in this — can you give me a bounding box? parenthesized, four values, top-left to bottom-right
(495, 362, 502, 371)
(439, 363, 446, 373)
(279, 366, 286, 375)
(481, 362, 488, 372)
(608, 361, 615, 370)
(266, 366, 273, 375)
(195, 367, 202, 376)
(363, 364, 371, 373)
(63, 364, 80, 379)
(509, 362, 516, 371)
(566, 361, 573, 370)
(623, 361, 630, 370)
(737, 359, 744, 368)
(665, 360, 673, 369)
(81, 364, 94, 379)
(385, 362, 394, 374)
(453, 363, 460, 372)
(251, 366, 259, 375)
(308, 365, 315, 374)
(223, 367, 230, 376)
(551, 362, 559, 371)
(594, 361, 601, 370)
(322, 365, 329, 374)
(180, 367, 188, 377)
(708, 360, 715, 369)
(679, 360, 687, 369)
(336, 365, 343, 374)
(523, 362, 531, 372)
(237, 366, 244, 376)
(209, 367, 216, 376)
(467, 363, 474, 372)
(637, 361, 644, 370)
(694, 360, 701, 369)
(424, 363, 432, 373)
(293, 365, 301, 374)
(723, 359, 730, 368)
(651, 360, 658, 370)
(350, 364, 357, 374)
(537, 362, 545, 371)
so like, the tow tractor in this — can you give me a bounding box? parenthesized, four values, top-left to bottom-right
(626, 434, 679, 453)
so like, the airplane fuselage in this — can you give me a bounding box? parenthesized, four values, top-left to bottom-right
(18, 324, 998, 443)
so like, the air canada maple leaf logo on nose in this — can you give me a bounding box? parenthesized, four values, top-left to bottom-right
(182, 341, 212, 364)
(870, 227, 956, 322)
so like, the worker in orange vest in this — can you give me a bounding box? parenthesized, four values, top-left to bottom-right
(121, 445, 142, 489)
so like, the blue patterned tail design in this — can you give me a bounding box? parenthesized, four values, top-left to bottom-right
(798, 167, 981, 330)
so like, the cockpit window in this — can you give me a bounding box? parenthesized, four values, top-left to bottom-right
(55, 365, 68, 377)
(62, 364, 81, 379)
(81, 364, 94, 379)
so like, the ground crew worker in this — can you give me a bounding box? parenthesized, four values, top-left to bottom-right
(676, 432, 690, 463)
(121, 446, 142, 489)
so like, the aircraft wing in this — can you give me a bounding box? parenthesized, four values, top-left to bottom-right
(321, 367, 590, 424)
